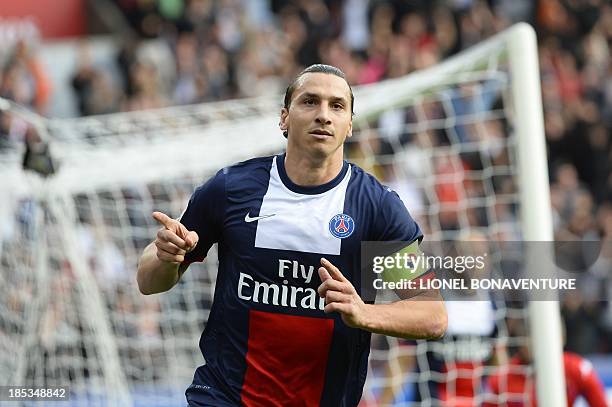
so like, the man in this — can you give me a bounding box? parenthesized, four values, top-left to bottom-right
(485, 321, 608, 407)
(137, 64, 447, 406)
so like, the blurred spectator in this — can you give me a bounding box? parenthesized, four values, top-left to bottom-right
(172, 31, 200, 104)
(122, 60, 167, 111)
(72, 43, 120, 115)
(0, 40, 51, 114)
(341, 0, 369, 52)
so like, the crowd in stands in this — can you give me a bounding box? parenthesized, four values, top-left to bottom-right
(1, 0, 610, 358)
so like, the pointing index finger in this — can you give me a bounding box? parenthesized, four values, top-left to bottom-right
(152, 211, 175, 229)
(320, 258, 347, 282)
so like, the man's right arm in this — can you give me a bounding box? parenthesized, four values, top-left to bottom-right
(137, 211, 199, 295)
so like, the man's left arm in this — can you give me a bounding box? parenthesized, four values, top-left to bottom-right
(576, 356, 609, 407)
(317, 257, 447, 340)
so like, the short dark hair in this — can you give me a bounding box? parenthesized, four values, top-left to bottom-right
(282, 64, 355, 138)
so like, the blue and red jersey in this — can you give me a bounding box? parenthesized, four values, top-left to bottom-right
(180, 154, 422, 406)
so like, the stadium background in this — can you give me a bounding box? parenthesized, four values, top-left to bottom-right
(0, 0, 610, 405)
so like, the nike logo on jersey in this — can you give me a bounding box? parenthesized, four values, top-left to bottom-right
(245, 212, 276, 222)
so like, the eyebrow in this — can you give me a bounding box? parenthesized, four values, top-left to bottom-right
(300, 92, 348, 104)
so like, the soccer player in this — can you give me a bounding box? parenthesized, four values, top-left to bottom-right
(137, 64, 447, 406)
(485, 350, 608, 407)
(485, 321, 608, 407)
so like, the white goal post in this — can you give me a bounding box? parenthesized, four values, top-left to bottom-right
(508, 24, 566, 407)
(0, 23, 566, 406)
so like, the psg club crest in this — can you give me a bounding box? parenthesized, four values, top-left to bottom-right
(329, 214, 355, 239)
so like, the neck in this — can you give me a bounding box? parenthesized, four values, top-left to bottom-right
(284, 148, 344, 186)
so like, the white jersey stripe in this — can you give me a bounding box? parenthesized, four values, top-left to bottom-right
(254, 156, 352, 255)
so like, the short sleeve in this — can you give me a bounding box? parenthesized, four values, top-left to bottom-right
(373, 189, 423, 243)
(180, 169, 226, 264)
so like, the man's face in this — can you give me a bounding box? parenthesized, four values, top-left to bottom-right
(280, 73, 353, 158)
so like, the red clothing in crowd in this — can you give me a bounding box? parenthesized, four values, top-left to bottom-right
(486, 352, 608, 407)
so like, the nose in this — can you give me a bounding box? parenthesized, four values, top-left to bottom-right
(315, 103, 332, 125)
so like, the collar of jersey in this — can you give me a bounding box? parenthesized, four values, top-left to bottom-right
(276, 153, 350, 195)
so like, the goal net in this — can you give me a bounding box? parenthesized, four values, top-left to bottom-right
(0, 24, 564, 406)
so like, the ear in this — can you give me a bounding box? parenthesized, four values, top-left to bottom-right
(346, 120, 353, 139)
(279, 108, 289, 130)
